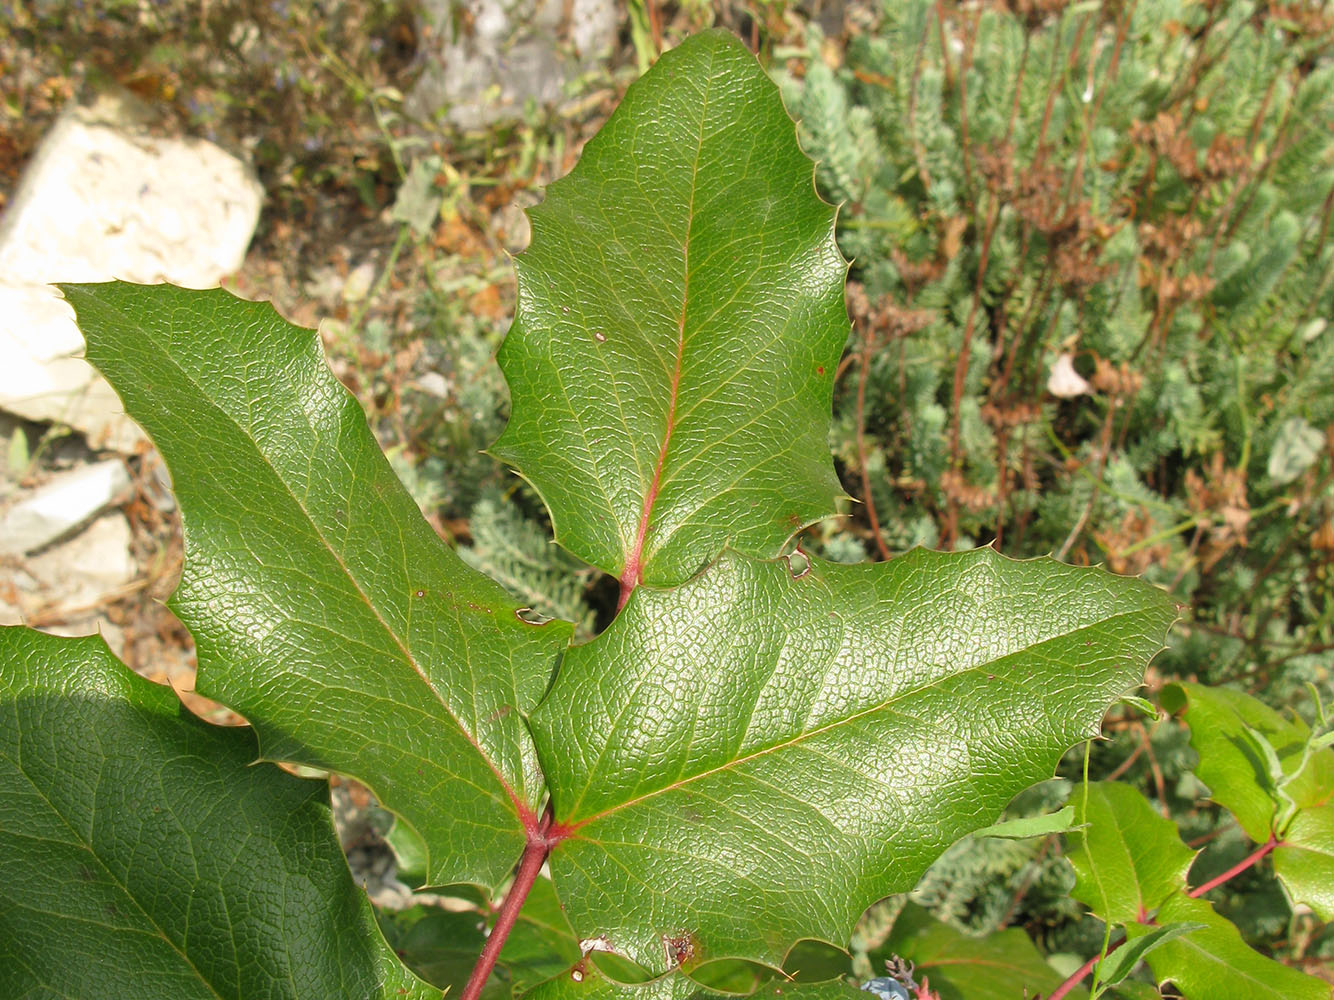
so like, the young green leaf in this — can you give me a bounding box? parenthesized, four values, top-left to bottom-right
(0, 628, 436, 1000)
(532, 549, 1176, 972)
(1066, 782, 1195, 926)
(1093, 923, 1204, 989)
(972, 804, 1082, 840)
(1163, 682, 1334, 843)
(1127, 895, 1329, 1000)
(61, 281, 573, 892)
(491, 31, 848, 594)
(1157, 688, 1312, 842)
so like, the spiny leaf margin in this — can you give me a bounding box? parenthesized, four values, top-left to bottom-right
(534, 546, 1177, 972)
(492, 29, 849, 590)
(62, 280, 572, 893)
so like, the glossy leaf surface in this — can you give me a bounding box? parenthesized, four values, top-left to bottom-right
(1274, 804, 1334, 920)
(0, 628, 435, 1000)
(533, 548, 1176, 971)
(62, 281, 573, 892)
(492, 30, 848, 589)
(1066, 782, 1194, 925)
(1130, 894, 1328, 1000)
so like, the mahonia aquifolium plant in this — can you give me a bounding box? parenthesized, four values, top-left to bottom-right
(1, 29, 1328, 1000)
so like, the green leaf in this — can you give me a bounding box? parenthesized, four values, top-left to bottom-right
(491, 30, 848, 590)
(1094, 922, 1204, 988)
(61, 281, 573, 892)
(973, 804, 1082, 839)
(1162, 682, 1331, 842)
(0, 627, 435, 1000)
(1106, 982, 1163, 1000)
(1274, 804, 1334, 920)
(533, 548, 1176, 972)
(379, 907, 494, 997)
(878, 902, 1081, 1000)
(393, 155, 445, 239)
(1066, 782, 1195, 925)
(1129, 894, 1329, 1000)
(1118, 694, 1159, 719)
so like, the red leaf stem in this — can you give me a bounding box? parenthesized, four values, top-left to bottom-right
(1048, 938, 1123, 1000)
(1188, 831, 1280, 899)
(459, 807, 565, 1000)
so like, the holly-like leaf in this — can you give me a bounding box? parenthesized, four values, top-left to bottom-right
(1161, 682, 1325, 842)
(1066, 782, 1195, 925)
(491, 30, 848, 591)
(0, 628, 436, 1000)
(1128, 895, 1329, 1000)
(532, 548, 1176, 972)
(61, 281, 573, 892)
(878, 902, 1082, 1000)
(1274, 804, 1334, 920)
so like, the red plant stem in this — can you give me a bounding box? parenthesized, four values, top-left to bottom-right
(1049, 937, 1124, 1000)
(459, 812, 560, 1000)
(1189, 832, 1279, 898)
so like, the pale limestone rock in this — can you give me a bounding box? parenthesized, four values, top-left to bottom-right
(0, 458, 131, 557)
(24, 511, 137, 615)
(409, 0, 617, 129)
(0, 95, 263, 451)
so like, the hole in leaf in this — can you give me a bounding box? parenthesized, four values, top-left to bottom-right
(516, 607, 554, 625)
(785, 549, 811, 579)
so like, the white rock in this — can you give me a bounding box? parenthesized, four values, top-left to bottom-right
(408, 0, 617, 129)
(1047, 353, 1092, 399)
(0, 94, 263, 451)
(25, 511, 137, 613)
(0, 458, 131, 556)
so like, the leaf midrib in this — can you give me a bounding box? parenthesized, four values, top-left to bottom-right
(80, 291, 526, 819)
(561, 605, 1157, 832)
(620, 45, 715, 592)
